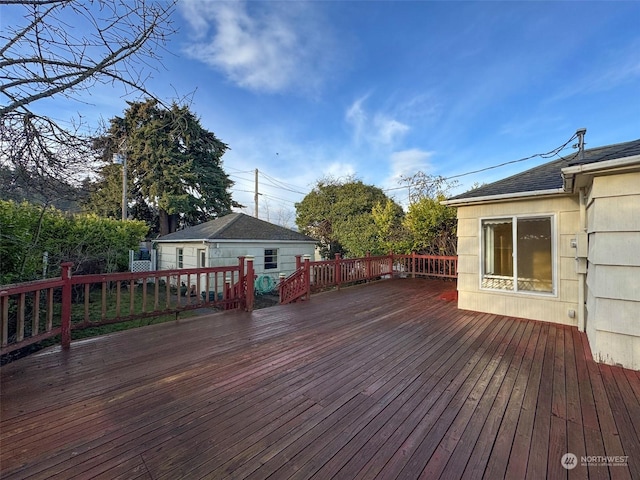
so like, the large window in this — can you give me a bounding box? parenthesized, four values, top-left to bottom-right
(482, 216, 554, 293)
(264, 249, 278, 270)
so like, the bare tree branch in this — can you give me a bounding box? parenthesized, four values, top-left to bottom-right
(0, 0, 176, 116)
(0, 0, 177, 205)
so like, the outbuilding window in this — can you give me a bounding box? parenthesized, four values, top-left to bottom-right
(176, 248, 184, 269)
(481, 216, 554, 294)
(264, 249, 278, 270)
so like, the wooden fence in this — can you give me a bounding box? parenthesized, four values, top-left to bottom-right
(279, 253, 457, 305)
(0, 257, 255, 356)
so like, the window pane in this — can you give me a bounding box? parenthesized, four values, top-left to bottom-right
(517, 217, 552, 292)
(264, 249, 277, 269)
(482, 219, 513, 290)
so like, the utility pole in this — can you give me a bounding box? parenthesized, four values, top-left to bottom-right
(254, 168, 259, 218)
(576, 128, 587, 162)
(121, 153, 127, 221)
(114, 138, 127, 221)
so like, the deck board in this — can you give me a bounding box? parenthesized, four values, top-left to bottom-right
(2, 278, 639, 480)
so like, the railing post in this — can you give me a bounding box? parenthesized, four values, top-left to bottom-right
(335, 253, 341, 289)
(411, 252, 416, 278)
(224, 276, 231, 309)
(388, 251, 394, 278)
(60, 262, 73, 350)
(237, 255, 245, 282)
(245, 256, 254, 312)
(365, 251, 371, 281)
(295, 255, 302, 271)
(303, 254, 311, 300)
(278, 273, 286, 303)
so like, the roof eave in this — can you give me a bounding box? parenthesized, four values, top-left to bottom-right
(442, 188, 567, 207)
(152, 238, 210, 244)
(152, 238, 316, 244)
(561, 154, 640, 193)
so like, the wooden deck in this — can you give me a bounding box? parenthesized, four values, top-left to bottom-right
(1, 278, 639, 480)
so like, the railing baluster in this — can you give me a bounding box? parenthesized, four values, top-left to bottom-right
(116, 281, 122, 318)
(33, 290, 40, 336)
(101, 282, 107, 320)
(154, 276, 159, 310)
(1, 296, 8, 347)
(142, 279, 148, 313)
(165, 276, 171, 309)
(47, 288, 53, 331)
(16, 293, 25, 342)
(129, 280, 135, 315)
(84, 283, 90, 325)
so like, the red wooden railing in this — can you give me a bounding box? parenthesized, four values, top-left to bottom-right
(279, 253, 457, 305)
(0, 257, 254, 356)
(393, 253, 458, 279)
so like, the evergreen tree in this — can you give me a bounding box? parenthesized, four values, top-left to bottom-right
(87, 100, 239, 235)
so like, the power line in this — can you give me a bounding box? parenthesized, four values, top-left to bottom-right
(383, 132, 579, 192)
(260, 192, 299, 205)
(259, 171, 307, 195)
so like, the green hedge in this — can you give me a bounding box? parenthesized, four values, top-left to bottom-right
(0, 200, 148, 284)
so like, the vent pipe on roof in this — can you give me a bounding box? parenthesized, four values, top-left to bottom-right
(575, 128, 587, 162)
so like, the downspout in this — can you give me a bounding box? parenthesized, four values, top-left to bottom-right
(577, 187, 586, 332)
(576, 128, 587, 332)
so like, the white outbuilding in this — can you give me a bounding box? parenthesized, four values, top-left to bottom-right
(153, 213, 317, 289)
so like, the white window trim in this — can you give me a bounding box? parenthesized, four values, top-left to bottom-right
(479, 214, 557, 297)
(264, 248, 278, 270)
(198, 248, 206, 268)
(177, 247, 184, 269)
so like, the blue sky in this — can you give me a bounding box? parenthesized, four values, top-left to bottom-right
(4, 1, 640, 224)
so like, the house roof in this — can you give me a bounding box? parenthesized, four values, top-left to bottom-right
(448, 138, 640, 201)
(154, 213, 316, 243)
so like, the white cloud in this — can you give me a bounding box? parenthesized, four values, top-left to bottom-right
(325, 161, 357, 180)
(345, 95, 410, 147)
(389, 149, 433, 181)
(345, 95, 368, 144)
(179, 0, 336, 94)
(374, 116, 410, 145)
(550, 50, 640, 102)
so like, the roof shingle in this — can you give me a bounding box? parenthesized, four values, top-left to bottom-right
(154, 213, 315, 243)
(449, 138, 640, 201)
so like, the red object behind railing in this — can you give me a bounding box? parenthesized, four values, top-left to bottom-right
(1, 257, 255, 356)
(279, 253, 457, 305)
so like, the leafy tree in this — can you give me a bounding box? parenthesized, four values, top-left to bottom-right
(295, 177, 401, 258)
(83, 164, 124, 219)
(403, 194, 457, 255)
(88, 100, 239, 236)
(398, 173, 459, 256)
(333, 215, 380, 258)
(371, 199, 410, 254)
(0, 0, 176, 205)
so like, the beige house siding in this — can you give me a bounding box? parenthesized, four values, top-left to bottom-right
(585, 172, 640, 369)
(456, 195, 580, 326)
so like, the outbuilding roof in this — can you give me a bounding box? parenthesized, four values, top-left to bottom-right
(153, 213, 316, 243)
(448, 138, 640, 201)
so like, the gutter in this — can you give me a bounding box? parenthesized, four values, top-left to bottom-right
(562, 154, 640, 192)
(442, 188, 567, 207)
(152, 238, 316, 244)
